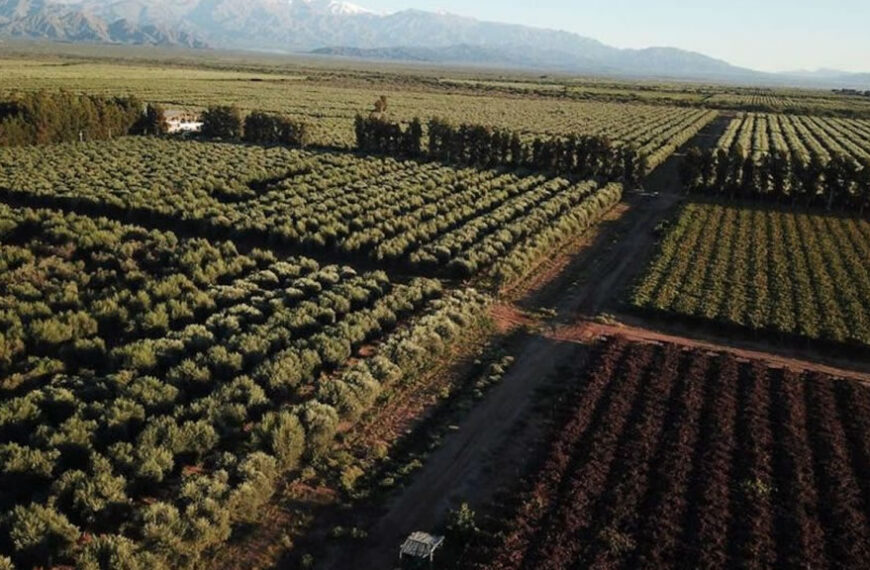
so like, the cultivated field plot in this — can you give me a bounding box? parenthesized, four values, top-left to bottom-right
(0, 58, 715, 160)
(0, 138, 622, 283)
(632, 202, 870, 349)
(482, 339, 870, 570)
(704, 92, 797, 111)
(701, 90, 870, 116)
(0, 204, 491, 568)
(716, 112, 870, 161)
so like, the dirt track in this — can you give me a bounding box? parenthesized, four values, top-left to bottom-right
(317, 193, 686, 569)
(315, 115, 869, 570)
(552, 320, 870, 384)
(317, 117, 726, 569)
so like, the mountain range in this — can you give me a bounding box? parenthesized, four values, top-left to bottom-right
(1, 0, 868, 87)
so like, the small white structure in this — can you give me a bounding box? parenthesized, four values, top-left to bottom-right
(399, 532, 445, 564)
(167, 118, 203, 134)
(165, 110, 203, 134)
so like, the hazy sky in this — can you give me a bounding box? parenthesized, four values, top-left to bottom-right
(358, 0, 870, 73)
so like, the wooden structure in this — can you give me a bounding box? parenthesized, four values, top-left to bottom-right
(399, 531, 445, 564)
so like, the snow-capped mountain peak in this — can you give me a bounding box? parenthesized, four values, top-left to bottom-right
(293, 0, 377, 16)
(329, 2, 375, 15)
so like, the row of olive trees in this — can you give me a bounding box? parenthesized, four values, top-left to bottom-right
(0, 91, 168, 146)
(201, 106, 310, 148)
(0, 207, 494, 568)
(0, 282, 488, 569)
(0, 204, 267, 383)
(680, 145, 870, 214)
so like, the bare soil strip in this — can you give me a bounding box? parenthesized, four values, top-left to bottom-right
(552, 320, 870, 385)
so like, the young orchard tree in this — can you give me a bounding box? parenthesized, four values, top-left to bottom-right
(254, 410, 305, 470)
(76, 534, 149, 570)
(299, 401, 339, 457)
(7, 503, 80, 569)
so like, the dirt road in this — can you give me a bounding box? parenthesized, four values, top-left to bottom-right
(551, 320, 870, 385)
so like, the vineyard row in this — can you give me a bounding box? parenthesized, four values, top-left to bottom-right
(478, 339, 870, 570)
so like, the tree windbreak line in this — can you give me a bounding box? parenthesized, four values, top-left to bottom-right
(679, 147, 870, 214)
(0, 92, 164, 147)
(201, 106, 310, 148)
(0, 203, 491, 569)
(0, 96, 311, 149)
(680, 112, 870, 215)
(354, 115, 648, 186)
